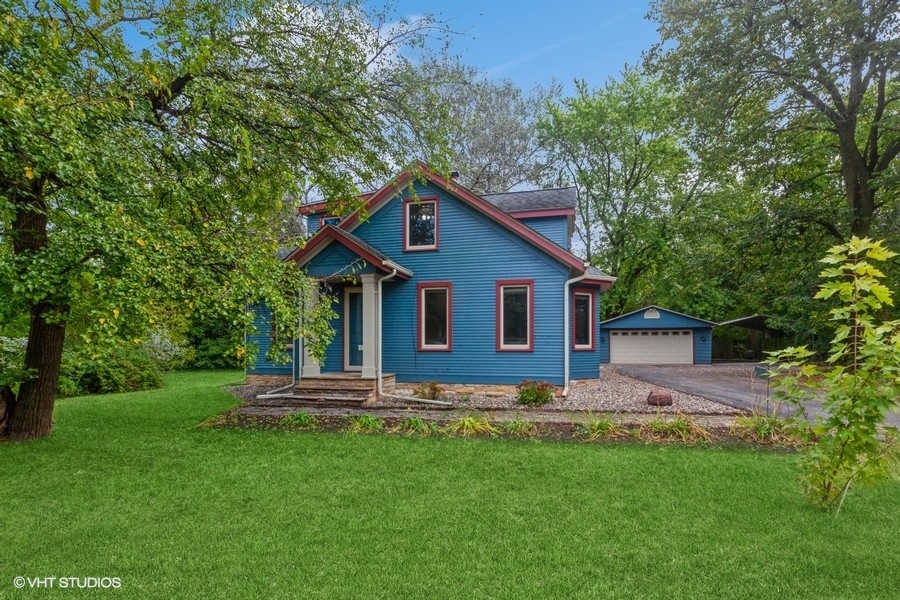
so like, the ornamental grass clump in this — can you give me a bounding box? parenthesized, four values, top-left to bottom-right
(730, 413, 811, 448)
(499, 416, 538, 437)
(442, 415, 498, 437)
(348, 414, 384, 434)
(638, 414, 713, 445)
(577, 415, 627, 441)
(392, 416, 437, 435)
(280, 411, 318, 429)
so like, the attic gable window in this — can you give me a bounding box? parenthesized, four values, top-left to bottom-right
(404, 197, 438, 251)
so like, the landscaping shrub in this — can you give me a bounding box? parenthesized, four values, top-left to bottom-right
(412, 381, 444, 401)
(183, 315, 242, 369)
(64, 343, 165, 396)
(516, 380, 555, 406)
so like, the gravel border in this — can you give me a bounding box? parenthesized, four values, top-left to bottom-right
(228, 367, 743, 416)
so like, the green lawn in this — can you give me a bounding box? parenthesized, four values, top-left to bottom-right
(1, 371, 899, 599)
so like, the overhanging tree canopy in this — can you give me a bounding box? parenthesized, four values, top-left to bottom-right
(647, 0, 900, 238)
(0, 0, 451, 441)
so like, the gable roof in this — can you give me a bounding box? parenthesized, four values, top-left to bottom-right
(600, 305, 717, 327)
(284, 224, 412, 279)
(339, 163, 598, 275)
(482, 187, 576, 215)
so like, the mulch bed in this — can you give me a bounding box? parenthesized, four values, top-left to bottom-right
(203, 407, 801, 449)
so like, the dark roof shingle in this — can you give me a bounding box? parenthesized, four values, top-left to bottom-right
(482, 187, 576, 213)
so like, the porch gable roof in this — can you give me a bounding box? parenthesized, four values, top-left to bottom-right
(284, 224, 413, 279)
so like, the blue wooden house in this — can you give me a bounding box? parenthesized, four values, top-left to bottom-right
(247, 163, 616, 394)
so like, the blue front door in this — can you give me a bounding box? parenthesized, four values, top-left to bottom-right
(345, 289, 363, 370)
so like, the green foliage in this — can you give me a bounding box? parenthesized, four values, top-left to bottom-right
(647, 0, 899, 239)
(516, 380, 556, 406)
(767, 238, 900, 511)
(348, 414, 384, 434)
(499, 416, 537, 437)
(539, 68, 696, 316)
(0, 337, 30, 390)
(577, 415, 626, 441)
(412, 381, 444, 401)
(61, 343, 165, 396)
(0, 0, 453, 439)
(184, 315, 241, 370)
(145, 328, 190, 371)
(442, 415, 498, 437)
(280, 411, 318, 429)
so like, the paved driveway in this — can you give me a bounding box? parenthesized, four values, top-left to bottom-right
(614, 363, 900, 427)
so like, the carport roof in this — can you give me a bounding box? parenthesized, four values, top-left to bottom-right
(718, 315, 771, 330)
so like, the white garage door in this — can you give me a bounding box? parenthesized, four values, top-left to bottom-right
(609, 330, 694, 364)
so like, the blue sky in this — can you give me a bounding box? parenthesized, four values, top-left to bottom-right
(390, 0, 658, 94)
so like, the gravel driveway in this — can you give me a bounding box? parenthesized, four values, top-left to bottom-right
(616, 363, 900, 427)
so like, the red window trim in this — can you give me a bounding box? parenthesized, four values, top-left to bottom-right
(418, 282, 452, 351)
(496, 279, 535, 352)
(403, 196, 439, 252)
(572, 288, 595, 351)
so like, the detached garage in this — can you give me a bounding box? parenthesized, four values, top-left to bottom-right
(598, 306, 714, 365)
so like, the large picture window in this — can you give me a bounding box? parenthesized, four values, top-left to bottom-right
(573, 289, 594, 350)
(404, 197, 438, 251)
(496, 280, 534, 351)
(418, 282, 451, 351)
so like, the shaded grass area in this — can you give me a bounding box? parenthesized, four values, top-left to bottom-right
(1, 371, 899, 599)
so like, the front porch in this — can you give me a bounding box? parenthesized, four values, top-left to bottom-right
(251, 372, 396, 408)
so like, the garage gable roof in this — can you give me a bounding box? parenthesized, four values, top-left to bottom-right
(600, 305, 717, 329)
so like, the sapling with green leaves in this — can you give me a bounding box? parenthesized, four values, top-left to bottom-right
(767, 237, 900, 512)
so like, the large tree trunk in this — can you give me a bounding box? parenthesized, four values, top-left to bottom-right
(4, 303, 68, 441)
(4, 179, 69, 441)
(837, 122, 875, 238)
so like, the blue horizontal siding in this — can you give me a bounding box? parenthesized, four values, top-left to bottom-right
(694, 328, 713, 364)
(304, 243, 377, 279)
(246, 304, 293, 376)
(349, 181, 587, 385)
(518, 215, 569, 250)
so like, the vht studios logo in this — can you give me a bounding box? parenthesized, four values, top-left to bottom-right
(13, 576, 122, 589)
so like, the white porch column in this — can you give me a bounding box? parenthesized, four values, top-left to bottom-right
(301, 281, 321, 378)
(360, 274, 377, 379)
